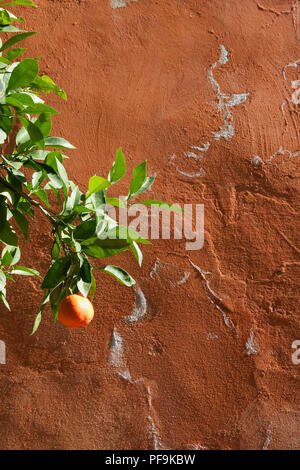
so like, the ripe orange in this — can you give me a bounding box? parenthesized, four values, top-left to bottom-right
(58, 294, 94, 328)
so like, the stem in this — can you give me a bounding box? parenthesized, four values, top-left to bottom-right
(63, 258, 77, 290)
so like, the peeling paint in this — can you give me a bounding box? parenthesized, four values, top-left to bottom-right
(170, 45, 249, 176)
(189, 259, 236, 332)
(208, 45, 250, 142)
(191, 444, 209, 449)
(175, 167, 206, 178)
(188, 259, 221, 301)
(190, 142, 211, 153)
(145, 385, 165, 450)
(169, 146, 207, 178)
(108, 329, 163, 450)
(150, 258, 191, 287)
(245, 329, 260, 355)
(216, 305, 236, 331)
(207, 333, 219, 340)
(262, 423, 272, 450)
(282, 59, 300, 80)
(266, 146, 300, 163)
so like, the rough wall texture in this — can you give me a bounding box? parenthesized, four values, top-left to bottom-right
(0, 0, 299, 450)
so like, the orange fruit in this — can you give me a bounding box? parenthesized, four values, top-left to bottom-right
(58, 294, 94, 328)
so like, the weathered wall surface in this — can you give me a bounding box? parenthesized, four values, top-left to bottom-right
(0, 0, 299, 449)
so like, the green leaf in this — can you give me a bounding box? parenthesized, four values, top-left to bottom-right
(0, 221, 18, 246)
(91, 190, 106, 212)
(106, 197, 126, 208)
(88, 175, 111, 195)
(0, 1, 37, 7)
(31, 288, 50, 334)
(138, 200, 184, 212)
(128, 161, 146, 199)
(10, 266, 39, 276)
(0, 56, 10, 66)
(0, 292, 10, 310)
(5, 96, 25, 110)
(108, 147, 126, 183)
(7, 58, 39, 91)
(0, 128, 6, 144)
(34, 189, 49, 208)
(0, 10, 11, 26)
(44, 150, 63, 170)
(30, 311, 42, 335)
(89, 270, 96, 301)
(0, 195, 7, 226)
(0, 270, 6, 291)
(56, 158, 69, 197)
(31, 75, 67, 100)
(77, 278, 91, 298)
(0, 104, 13, 134)
(130, 175, 155, 198)
(64, 185, 81, 215)
(51, 236, 60, 260)
(4, 47, 26, 61)
(1, 245, 20, 266)
(0, 25, 25, 32)
(49, 283, 70, 321)
(34, 112, 51, 141)
(0, 31, 36, 53)
(24, 103, 59, 115)
(100, 225, 151, 245)
(12, 210, 28, 240)
(74, 220, 96, 241)
(8, 92, 34, 106)
(130, 241, 143, 267)
(83, 244, 129, 259)
(73, 205, 94, 214)
(80, 257, 92, 283)
(18, 116, 44, 144)
(41, 256, 71, 289)
(31, 170, 43, 189)
(99, 265, 135, 287)
(44, 136, 75, 149)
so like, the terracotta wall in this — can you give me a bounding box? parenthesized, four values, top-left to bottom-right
(0, 0, 299, 450)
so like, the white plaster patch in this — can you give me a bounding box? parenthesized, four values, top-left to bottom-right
(282, 60, 300, 80)
(0, 340, 5, 365)
(175, 167, 206, 178)
(109, 329, 139, 382)
(169, 46, 249, 178)
(282, 59, 300, 106)
(262, 423, 272, 450)
(109, 328, 125, 369)
(125, 285, 147, 323)
(207, 333, 219, 340)
(208, 45, 250, 142)
(266, 146, 300, 163)
(150, 258, 190, 287)
(245, 329, 260, 355)
(169, 147, 208, 178)
(110, 0, 138, 8)
(253, 156, 263, 166)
